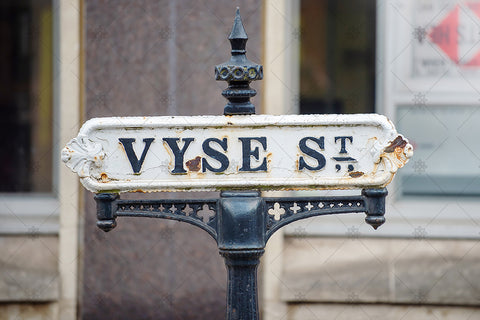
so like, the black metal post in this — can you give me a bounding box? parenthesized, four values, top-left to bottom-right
(220, 249, 264, 320)
(215, 10, 265, 318)
(218, 191, 265, 320)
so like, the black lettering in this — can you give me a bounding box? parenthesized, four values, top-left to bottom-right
(202, 138, 229, 173)
(238, 137, 268, 172)
(163, 138, 194, 174)
(298, 137, 326, 171)
(335, 136, 353, 154)
(119, 138, 154, 174)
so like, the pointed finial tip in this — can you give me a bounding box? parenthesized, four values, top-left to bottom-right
(234, 7, 242, 22)
(229, 7, 248, 40)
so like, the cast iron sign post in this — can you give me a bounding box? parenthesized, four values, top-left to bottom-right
(62, 9, 413, 320)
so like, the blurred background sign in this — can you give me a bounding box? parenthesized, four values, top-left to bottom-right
(414, 1, 480, 76)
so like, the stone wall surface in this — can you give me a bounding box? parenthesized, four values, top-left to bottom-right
(82, 1, 263, 319)
(0, 236, 59, 320)
(282, 237, 480, 306)
(0, 303, 58, 320)
(0, 236, 58, 302)
(287, 304, 480, 320)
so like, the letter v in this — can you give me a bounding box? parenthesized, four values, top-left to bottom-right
(119, 138, 155, 173)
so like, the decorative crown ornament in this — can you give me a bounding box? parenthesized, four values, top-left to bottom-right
(215, 8, 263, 115)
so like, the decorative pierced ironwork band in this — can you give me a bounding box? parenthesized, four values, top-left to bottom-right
(95, 189, 387, 241)
(264, 196, 366, 240)
(115, 199, 218, 239)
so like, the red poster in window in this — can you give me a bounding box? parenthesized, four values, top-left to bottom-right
(428, 2, 480, 66)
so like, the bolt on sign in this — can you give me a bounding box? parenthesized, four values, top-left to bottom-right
(62, 114, 413, 193)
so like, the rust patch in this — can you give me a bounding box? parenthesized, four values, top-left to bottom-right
(100, 173, 108, 182)
(186, 156, 202, 172)
(266, 152, 273, 164)
(373, 135, 413, 174)
(349, 171, 364, 178)
(385, 135, 408, 153)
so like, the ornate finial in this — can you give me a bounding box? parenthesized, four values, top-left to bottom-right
(215, 7, 263, 115)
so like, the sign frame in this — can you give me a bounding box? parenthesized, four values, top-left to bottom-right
(61, 114, 412, 193)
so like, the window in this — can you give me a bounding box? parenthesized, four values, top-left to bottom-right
(286, 0, 480, 238)
(397, 105, 480, 197)
(299, 0, 376, 115)
(0, 0, 57, 233)
(391, 0, 480, 198)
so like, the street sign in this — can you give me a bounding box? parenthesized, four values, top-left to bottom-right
(61, 114, 412, 193)
(63, 9, 414, 320)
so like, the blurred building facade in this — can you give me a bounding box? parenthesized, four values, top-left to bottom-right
(0, 0, 479, 319)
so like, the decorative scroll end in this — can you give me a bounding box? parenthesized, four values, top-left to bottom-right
(61, 136, 105, 178)
(372, 135, 413, 174)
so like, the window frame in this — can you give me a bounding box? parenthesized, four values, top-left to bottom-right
(0, 0, 81, 238)
(0, 0, 59, 234)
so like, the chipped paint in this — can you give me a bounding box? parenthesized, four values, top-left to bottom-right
(186, 156, 202, 172)
(349, 171, 364, 178)
(100, 173, 108, 182)
(372, 135, 413, 175)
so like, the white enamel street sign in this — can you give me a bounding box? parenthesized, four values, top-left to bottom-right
(61, 114, 413, 193)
